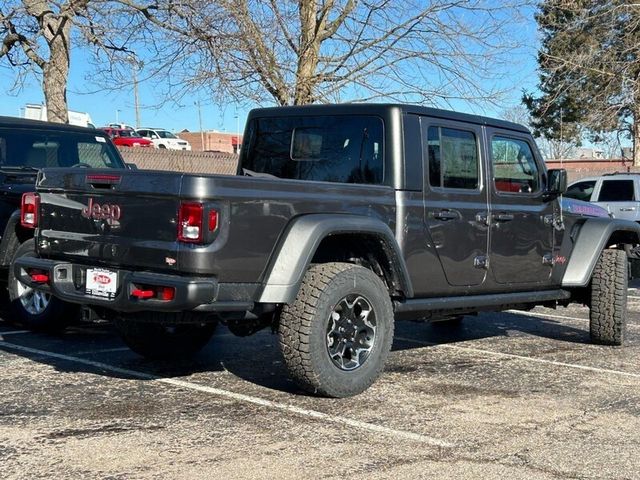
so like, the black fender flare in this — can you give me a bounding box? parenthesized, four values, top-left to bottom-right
(562, 218, 640, 287)
(0, 210, 29, 268)
(258, 214, 413, 304)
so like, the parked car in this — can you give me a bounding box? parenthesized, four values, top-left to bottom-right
(565, 173, 640, 221)
(0, 116, 129, 331)
(100, 128, 153, 148)
(136, 127, 191, 150)
(14, 104, 640, 397)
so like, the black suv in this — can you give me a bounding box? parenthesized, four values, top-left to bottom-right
(0, 116, 127, 330)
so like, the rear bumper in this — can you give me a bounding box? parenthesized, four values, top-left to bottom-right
(14, 257, 253, 313)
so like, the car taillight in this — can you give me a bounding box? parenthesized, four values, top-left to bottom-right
(178, 202, 204, 243)
(21, 192, 39, 228)
(178, 202, 218, 243)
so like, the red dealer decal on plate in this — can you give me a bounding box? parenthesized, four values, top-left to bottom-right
(93, 273, 112, 285)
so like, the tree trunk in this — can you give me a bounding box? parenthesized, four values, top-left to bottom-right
(42, 16, 71, 124)
(294, 0, 321, 105)
(634, 113, 640, 166)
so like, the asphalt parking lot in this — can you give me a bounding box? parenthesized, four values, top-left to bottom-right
(3, 286, 640, 479)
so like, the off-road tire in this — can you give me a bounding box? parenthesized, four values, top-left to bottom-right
(114, 312, 217, 359)
(590, 249, 627, 346)
(8, 239, 78, 333)
(278, 263, 394, 398)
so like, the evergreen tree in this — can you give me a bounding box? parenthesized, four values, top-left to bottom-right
(524, 1, 640, 163)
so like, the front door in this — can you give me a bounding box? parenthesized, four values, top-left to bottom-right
(487, 129, 555, 285)
(421, 117, 489, 287)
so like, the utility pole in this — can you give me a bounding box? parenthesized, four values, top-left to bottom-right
(196, 101, 205, 151)
(133, 66, 141, 129)
(235, 112, 240, 154)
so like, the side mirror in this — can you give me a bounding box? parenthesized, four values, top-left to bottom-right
(546, 168, 567, 196)
(126, 163, 138, 170)
(151, 134, 158, 139)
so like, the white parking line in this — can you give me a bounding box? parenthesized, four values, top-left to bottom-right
(396, 336, 640, 380)
(0, 330, 30, 336)
(74, 347, 131, 355)
(0, 340, 453, 447)
(505, 310, 640, 330)
(505, 310, 586, 323)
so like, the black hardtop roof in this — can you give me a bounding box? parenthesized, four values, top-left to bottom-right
(247, 103, 529, 133)
(0, 115, 102, 134)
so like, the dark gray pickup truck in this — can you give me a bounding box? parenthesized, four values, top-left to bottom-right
(14, 104, 640, 397)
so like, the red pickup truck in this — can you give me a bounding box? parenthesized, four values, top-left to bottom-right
(100, 128, 153, 148)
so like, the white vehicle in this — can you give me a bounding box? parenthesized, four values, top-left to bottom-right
(136, 127, 191, 150)
(565, 173, 640, 222)
(23, 104, 95, 128)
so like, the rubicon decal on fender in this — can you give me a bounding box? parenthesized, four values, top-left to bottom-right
(81, 198, 122, 222)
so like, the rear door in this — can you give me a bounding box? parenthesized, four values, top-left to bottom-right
(487, 129, 555, 285)
(421, 117, 489, 287)
(592, 178, 637, 220)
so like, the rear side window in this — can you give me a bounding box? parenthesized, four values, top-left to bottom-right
(0, 129, 125, 169)
(240, 115, 384, 185)
(565, 180, 596, 201)
(598, 180, 635, 201)
(427, 126, 479, 189)
(491, 136, 539, 193)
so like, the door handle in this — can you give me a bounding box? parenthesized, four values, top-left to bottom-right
(432, 210, 459, 221)
(493, 213, 514, 222)
(619, 207, 636, 211)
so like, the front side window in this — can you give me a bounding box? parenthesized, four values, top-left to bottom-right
(492, 136, 539, 193)
(0, 129, 125, 169)
(598, 180, 635, 201)
(565, 180, 596, 201)
(240, 115, 384, 185)
(157, 130, 177, 139)
(427, 126, 479, 190)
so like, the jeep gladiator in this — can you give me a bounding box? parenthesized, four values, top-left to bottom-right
(14, 104, 640, 397)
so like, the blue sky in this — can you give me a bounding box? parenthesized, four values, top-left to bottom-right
(0, 10, 540, 134)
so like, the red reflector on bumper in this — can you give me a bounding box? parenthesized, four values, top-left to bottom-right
(158, 286, 175, 301)
(31, 273, 49, 283)
(131, 289, 154, 299)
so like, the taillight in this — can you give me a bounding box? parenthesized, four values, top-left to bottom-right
(178, 202, 218, 243)
(208, 210, 218, 232)
(21, 192, 40, 228)
(178, 202, 203, 243)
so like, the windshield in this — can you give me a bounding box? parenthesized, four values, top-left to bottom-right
(157, 130, 177, 139)
(0, 128, 126, 169)
(116, 130, 136, 138)
(240, 115, 385, 185)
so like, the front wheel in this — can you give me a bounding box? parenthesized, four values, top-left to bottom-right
(8, 239, 78, 332)
(114, 312, 217, 359)
(590, 249, 627, 345)
(278, 263, 394, 398)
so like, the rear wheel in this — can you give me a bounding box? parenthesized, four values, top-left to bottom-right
(114, 312, 217, 359)
(590, 249, 627, 346)
(278, 263, 394, 398)
(8, 239, 78, 332)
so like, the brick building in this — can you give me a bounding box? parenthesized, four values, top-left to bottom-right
(177, 131, 243, 154)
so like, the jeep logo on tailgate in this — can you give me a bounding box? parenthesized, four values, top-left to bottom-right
(81, 198, 122, 222)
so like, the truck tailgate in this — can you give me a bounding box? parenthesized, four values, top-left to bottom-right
(37, 169, 183, 271)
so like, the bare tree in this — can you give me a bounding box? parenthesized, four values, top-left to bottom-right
(501, 104, 576, 160)
(0, 1, 152, 123)
(120, 0, 527, 108)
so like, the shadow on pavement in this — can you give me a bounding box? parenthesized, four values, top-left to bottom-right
(0, 307, 595, 395)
